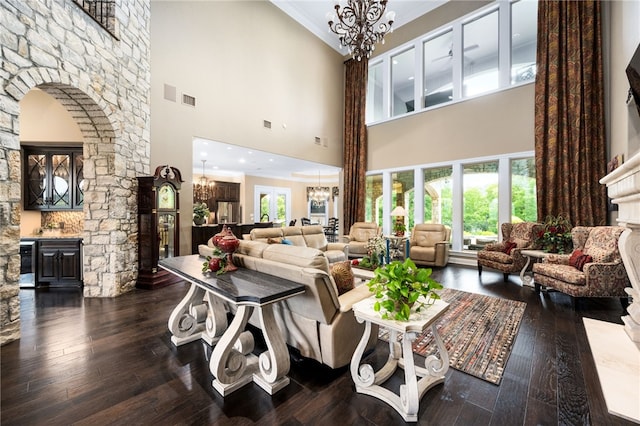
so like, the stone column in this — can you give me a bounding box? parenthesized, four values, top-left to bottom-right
(600, 150, 640, 343)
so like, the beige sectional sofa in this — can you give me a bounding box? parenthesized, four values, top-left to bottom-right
(198, 238, 377, 369)
(244, 225, 348, 264)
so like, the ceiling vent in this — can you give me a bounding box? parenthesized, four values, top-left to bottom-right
(182, 93, 196, 107)
(163, 84, 176, 102)
(315, 137, 321, 145)
(263, 120, 272, 129)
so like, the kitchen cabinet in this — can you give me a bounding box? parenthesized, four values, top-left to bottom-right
(37, 238, 83, 287)
(23, 146, 84, 211)
(214, 181, 240, 201)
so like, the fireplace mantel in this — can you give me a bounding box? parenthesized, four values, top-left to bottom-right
(600, 149, 640, 341)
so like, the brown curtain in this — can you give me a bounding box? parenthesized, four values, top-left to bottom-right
(534, 0, 607, 226)
(342, 58, 368, 232)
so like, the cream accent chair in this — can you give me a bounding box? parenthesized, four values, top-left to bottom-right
(344, 222, 381, 258)
(409, 224, 451, 267)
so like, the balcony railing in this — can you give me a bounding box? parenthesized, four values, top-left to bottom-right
(72, 0, 118, 39)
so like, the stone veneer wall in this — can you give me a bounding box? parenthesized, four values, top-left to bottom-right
(0, 0, 151, 344)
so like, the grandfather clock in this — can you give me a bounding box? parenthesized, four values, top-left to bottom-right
(137, 165, 184, 289)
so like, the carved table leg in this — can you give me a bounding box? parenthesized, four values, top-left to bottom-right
(200, 291, 227, 346)
(168, 282, 207, 346)
(520, 255, 533, 287)
(210, 305, 258, 396)
(253, 304, 291, 394)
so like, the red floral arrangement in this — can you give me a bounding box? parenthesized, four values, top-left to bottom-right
(535, 214, 573, 254)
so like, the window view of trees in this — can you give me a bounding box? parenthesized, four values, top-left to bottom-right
(365, 155, 536, 252)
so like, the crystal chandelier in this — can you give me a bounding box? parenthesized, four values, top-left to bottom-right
(327, 0, 395, 61)
(307, 172, 330, 206)
(194, 159, 215, 202)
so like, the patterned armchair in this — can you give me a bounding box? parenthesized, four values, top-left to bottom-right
(344, 222, 381, 258)
(477, 222, 544, 281)
(532, 226, 631, 304)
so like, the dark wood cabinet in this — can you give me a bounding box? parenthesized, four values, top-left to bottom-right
(214, 181, 240, 201)
(137, 165, 184, 289)
(37, 239, 82, 287)
(23, 146, 84, 211)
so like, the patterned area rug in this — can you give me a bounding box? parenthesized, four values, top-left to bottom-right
(378, 288, 526, 385)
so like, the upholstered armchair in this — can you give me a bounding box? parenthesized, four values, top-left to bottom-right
(344, 222, 381, 258)
(532, 226, 631, 305)
(409, 224, 451, 267)
(477, 222, 544, 281)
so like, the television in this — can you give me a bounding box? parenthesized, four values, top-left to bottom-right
(626, 43, 640, 118)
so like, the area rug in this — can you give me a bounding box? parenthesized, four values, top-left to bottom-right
(378, 288, 526, 385)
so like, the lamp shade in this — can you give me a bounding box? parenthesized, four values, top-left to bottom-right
(390, 206, 407, 217)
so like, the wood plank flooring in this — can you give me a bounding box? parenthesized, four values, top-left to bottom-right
(1, 265, 635, 425)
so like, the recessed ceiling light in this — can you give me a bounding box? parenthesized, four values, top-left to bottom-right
(269, 158, 274, 162)
(408, 76, 414, 80)
(239, 158, 246, 163)
(248, 151, 253, 154)
(227, 147, 232, 150)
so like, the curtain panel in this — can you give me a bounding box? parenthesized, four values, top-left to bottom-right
(342, 59, 368, 232)
(534, 0, 608, 226)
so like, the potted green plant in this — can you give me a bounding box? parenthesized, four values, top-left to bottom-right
(535, 214, 573, 253)
(393, 221, 407, 237)
(193, 202, 210, 225)
(367, 258, 443, 321)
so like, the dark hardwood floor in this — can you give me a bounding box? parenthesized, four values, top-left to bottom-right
(1, 265, 635, 425)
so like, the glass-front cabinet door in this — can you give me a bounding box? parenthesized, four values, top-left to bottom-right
(23, 147, 83, 211)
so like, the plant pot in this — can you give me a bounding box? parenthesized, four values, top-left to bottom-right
(193, 216, 205, 225)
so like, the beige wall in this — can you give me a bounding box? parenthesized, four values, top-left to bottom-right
(150, 1, 345, 254)
(19, 89, 84, 237)
(368, 84, 534, 170)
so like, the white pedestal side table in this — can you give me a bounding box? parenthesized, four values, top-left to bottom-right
(519, 249, 550, 287)
(350, 296, 450, 421)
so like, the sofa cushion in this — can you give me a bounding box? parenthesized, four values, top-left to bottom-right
(330, 261, 355, 295)
(250, 227, 284, 243)
(237, 240, 269, 258)
(282, 226, 307, 246)
(262, 244, 330, 274)
(415, 231, 445, 247)
(534, 262, 587, 286)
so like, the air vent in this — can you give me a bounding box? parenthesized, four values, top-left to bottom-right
(163, 84, 176, 102)
(315, 137, 321, 145)
(182, 93, 196, 107)
(263, 120, 272, 129)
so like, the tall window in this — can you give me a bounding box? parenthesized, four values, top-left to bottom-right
(423, 30, 454, 108)
(366, 0, 538, 124)
(423, 166, 453, 229)
(511, 0, 538, 84)
(392, 170, 415, 230)
(511, 158, 537, 222)
(367, 62, 384, 123)
(365, 174, 383, 225)
(391, 48, 415, 117)
(463, 162, 499, 250)
(462, 9, 499, 97)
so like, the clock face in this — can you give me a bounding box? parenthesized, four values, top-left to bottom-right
(158, 184, 175, 210)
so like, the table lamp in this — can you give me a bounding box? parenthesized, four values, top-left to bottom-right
(390, 206, 407, 236)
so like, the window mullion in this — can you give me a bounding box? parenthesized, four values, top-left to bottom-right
(499, 1, 512, 88)
(452, 23, 463, 101)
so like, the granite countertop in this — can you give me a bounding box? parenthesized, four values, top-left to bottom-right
(22, 232, 83, 240)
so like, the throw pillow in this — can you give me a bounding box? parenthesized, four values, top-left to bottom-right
(267, 237, 283, 244)
(281, 238, 293, 245)
(330, 261, 355, 296)
(575, 254, 593, 271)
(569, 249, 593, 271)
(569, 250, 583, 267)
(503, 241, 518, 255)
